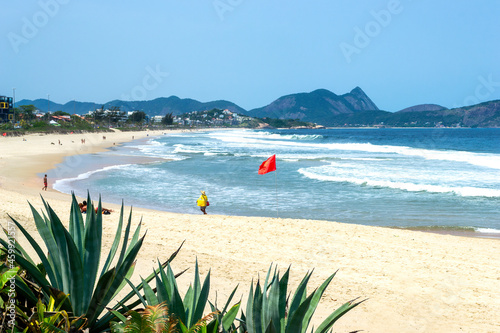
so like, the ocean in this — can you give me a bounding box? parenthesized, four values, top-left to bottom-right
(52, 128, 500, 236)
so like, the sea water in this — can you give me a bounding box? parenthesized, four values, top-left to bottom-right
(53, 128, 500, 234)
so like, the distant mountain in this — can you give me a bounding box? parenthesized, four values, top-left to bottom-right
(397, 104, 447, 113)
(325, 100, 500, 127)
(247, 87, 379, 124)
(16, 89, 500, 127)
(452, 100, 500, 127)
(102, 97, 246, 117)
(16, 97, 246, 116)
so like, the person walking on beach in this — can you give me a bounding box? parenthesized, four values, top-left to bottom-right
(197, 190, 209, 214)
(42, 174, 48, 191)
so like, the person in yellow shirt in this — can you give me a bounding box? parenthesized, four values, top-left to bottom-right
(196, 190, 209, 214)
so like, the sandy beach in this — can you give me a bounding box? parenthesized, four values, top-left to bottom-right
(1, 130, 499, 332)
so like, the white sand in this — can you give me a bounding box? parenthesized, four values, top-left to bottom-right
(1, 130, 499, 332)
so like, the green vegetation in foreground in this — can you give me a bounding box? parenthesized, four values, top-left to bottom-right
(0, 194, 363, 332)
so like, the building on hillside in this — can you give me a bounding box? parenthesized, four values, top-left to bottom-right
(0, 95, 14, 122)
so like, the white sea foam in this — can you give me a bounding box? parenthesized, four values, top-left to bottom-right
(204, 152, 230, 156)
(209, 130, 322, 142)
(173, 144, 209, 154)
(476, 228, 500, 234)
(53, 164, 134, 193)
(340, 157, 392, 161)
(297, 168, 500, 198)
(211, 132, 500, 170)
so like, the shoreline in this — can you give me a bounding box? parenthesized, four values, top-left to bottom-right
(1, 129, 500, 332)
(43, 130, 499, 239)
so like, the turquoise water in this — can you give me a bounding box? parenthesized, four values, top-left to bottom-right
(53, 128, 500, 234)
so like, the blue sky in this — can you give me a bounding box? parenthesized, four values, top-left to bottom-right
(1, 0, 499, 112)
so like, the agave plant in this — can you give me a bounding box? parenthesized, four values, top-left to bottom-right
(0, 193, 161, 332)
(243, 265, 365, 333)
(123, 259, 240, 333)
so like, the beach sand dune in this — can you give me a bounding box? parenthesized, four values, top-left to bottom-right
(1, 130, 499, 332)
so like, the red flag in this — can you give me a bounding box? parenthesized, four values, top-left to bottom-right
(258, 155, 276, 175)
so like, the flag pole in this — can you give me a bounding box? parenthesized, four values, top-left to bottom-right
(275, 167, 278, 218)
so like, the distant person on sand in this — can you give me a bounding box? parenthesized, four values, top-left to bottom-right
(79, 200, 87, 213)
(197, 190, 209, 214)
(42, 174, 48, 191)
(79, 200, 113, 215)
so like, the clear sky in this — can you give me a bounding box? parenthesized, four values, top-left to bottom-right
(1, 0, 499, 112)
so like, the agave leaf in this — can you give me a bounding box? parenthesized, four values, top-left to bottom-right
(314, 298, 366, 333)
(86, 267, 117, 327)
(90, 236, 145, 326)
(222, 302, 241, 331)
(69, 193, 85, 260)
(246, 281, 255, 333)
(206, 318, 218, 333)
(100, 251, 186, 331)
(49, 287, 71, 312)
(62, 232, 84, 315)
(111, 262, 137, 301)
(261, 263, 274, 328)
(166, 263, 187, 325)
(55, 211, 85, 316)
(179, 321, 189, 333)
(285, 292, 315, 333)
(1, 224, 35, 267)
(83, 196, 103, 310)
(28, 203, 64, 288)
(141, 277, 159, 306)
(287, 270, 313, 322)
(155, 266, 169, 303)
(116, 206, 134, 270)
(265, 320, 278, 333)
(125, 217, 142, 257)
(193, 269, 211, 328)
(42, 200, 74, 295)
(184, 284, 194, 325)
(301, 272, 337, 332)
(251, 281, 263, 333)
(165, 240, 185, 264)
(187, 258, 201, 327)
(124, 277, 148, 307)
(14, 254, 52, 296)
(110, 309, 129, 323)
(98, 242, 190, 332)
(100, 201, 125, 278)
(266, 274, 281, 333)
(279, 266, 290, 332)
(5, 215, 60, 289)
